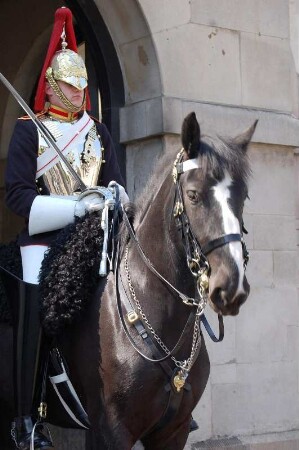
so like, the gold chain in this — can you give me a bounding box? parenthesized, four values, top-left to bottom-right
(124, 246, 202, 373)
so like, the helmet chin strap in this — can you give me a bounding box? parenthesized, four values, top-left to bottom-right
(46, 67, 86, 113)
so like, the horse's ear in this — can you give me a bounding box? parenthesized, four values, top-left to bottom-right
(181, 112, 201, 159)
(233, 120, 258, 152)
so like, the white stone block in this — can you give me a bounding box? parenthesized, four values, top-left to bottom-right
(273, 251, 297, 286)
(96, 0, 149, 45)
(162, 97, 183, 135)
(211, 361, 299, 436)
(125, 138, 164, 200)
(240, 33, 292, 111)
(211, 381, 240, 436)
(155, 24, 242, 104)
(236, 362, 299, 433)
(181, 100, 299, 147)
(140, 0, 191, 33)
(210, 362, 237, 385)
(286, 325, 299, 362)
(203, 307, 236, 365)
(145, 97, 164, 136)
(235, 286, 298, 364)
(120, 36, 162, 104)
(188, 378, 212, 442)
(242, 213, 254, 250)
(257, 0, 289, 39)
(191, 0, 259, 34)
(120, 98, 163, 143)
(253, 215, 296, 250)
(191, 0, 289, 38)
(245, 250, 274, 288)
(120, 102, 147, 143)
(246, 145, 295, 216)
(120, 97, 299, 147)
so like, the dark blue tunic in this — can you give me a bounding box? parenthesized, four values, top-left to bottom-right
(5, 116, 124, 246)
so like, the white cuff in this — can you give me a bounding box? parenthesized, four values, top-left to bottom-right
(28, 195, 77, 235)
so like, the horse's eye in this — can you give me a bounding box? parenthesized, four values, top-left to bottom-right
(187, 190, 200, 203)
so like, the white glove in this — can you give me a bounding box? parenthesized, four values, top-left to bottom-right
(74, 192, 105, 217)
(108, 181, 129, 205)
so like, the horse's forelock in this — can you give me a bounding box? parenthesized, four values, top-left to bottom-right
(200, 135, 250, 185)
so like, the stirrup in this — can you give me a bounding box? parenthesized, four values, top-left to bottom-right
(30, 421, 53, 450)
(11, 416, 54, 450)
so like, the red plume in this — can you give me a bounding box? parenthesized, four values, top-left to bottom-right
(34, 7, 91, 112)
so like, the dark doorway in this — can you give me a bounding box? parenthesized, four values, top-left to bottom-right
(65, 0, 126, 182)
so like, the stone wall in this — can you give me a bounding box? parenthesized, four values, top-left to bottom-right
(122, 0, 299, 444)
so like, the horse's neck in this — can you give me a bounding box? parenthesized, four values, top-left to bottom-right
(129, 175, 192, 295)
(122, 178, 195, 343)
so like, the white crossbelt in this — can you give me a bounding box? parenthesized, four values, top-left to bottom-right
(36, 111, 94, 178)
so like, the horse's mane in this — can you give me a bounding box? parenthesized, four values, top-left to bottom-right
(134, 145, 177, 227)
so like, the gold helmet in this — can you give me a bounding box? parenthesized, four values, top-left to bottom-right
(34, 7, 90, 112)
(47, 49, 88, 91)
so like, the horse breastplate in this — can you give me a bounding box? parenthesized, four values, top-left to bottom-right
(36, 114, 103, 195)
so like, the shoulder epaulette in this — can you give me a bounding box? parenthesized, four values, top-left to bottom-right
(18, 115, 31, 121)
(18, 111, 46, 121)
(90, 115, 102, 124)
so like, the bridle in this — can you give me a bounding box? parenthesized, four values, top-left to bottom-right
(172, 148, 249, 293)
(115, 148, 249, 391)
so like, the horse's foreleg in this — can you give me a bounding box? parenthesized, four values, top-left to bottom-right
(141, 418, 190, 450)
(85, 425, 135, 450)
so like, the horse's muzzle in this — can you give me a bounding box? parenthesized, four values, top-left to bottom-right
(209, 275, 250, 316)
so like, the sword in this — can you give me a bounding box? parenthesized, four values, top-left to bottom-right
(0, 72, 87, 191)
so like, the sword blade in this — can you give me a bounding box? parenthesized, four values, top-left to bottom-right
(0, 72, 87, 191)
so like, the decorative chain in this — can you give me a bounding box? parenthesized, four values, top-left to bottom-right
(124, 246, 204, 373)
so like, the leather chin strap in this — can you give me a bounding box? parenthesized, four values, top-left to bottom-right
(46, 68, 86, 113)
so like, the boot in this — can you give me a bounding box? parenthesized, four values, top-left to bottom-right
(190, 416, 199, 432)
(0, 267, 54, 450)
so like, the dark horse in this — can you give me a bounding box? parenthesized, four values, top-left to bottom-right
(0, 112, 256, 449)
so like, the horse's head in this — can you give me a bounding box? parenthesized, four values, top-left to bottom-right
(178, 112, 257, 316)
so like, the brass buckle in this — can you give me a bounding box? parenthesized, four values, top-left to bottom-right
(126, 310, 139, 324)
(38, 402, 47, 419)
(173, 201, 184, 217)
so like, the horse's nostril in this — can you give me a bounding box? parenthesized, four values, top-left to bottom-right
(210, 286, 249, 315)
(238, 293, 247, 306)
(210, 288, 225, 310)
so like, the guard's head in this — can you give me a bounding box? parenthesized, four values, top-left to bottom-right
(34, 7, 90, 113)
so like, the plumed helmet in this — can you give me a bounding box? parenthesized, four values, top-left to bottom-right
(34, 7, 90, 112)
(47, 49, 88, 91)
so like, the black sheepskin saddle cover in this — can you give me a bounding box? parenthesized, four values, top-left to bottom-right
(0, 213, 104, 335)
(39, 213, 103, 337)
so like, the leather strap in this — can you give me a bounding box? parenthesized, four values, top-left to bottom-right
(201, 314, 224, 342)
(202, 233, 241, 256)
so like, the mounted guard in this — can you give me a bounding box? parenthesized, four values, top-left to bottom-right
(2, 6, 128, 449)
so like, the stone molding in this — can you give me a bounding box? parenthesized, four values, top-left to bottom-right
(120, 97, 299, 147)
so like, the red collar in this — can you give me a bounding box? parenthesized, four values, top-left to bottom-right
(48, 105, 79, 122)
